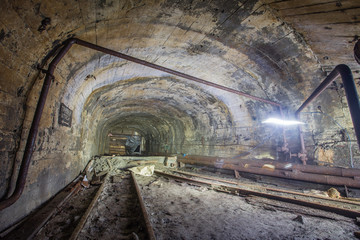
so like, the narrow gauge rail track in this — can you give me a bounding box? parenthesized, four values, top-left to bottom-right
(70, 172, 155, 240)
(154, 170, 360, 219)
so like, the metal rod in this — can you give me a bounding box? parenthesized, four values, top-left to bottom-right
(296, 64, 360, 156)
(172, 169, 360, 206)
(131, 172, 156, 240)
(154, 170, 360, 218)
(0, 39, 77, 211)
(297, 124, 307, 164)
(1, 38, 283, 211)
(279, 107, 289, 153)
(178, 156, 360, 188)
(2, 177, 82, 239)
(70, 174, 109, 240)
(74, 39, 281, 107)
(179, 155, 360, 177)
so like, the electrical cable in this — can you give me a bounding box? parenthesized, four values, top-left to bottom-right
(302, 111, 354, 168)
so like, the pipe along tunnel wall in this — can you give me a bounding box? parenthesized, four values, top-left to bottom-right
(1, 0, 360, 232)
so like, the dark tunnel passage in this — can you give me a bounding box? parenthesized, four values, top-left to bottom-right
(82, 76, 244, 158)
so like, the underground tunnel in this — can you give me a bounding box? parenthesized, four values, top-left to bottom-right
(1, 0, 360, 239)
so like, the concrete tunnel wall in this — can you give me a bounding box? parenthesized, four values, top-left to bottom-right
(0, 0, 359, 231)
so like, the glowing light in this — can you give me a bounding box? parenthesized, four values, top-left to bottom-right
(284, 163, 292, 169)
(262, 118, 304, 126)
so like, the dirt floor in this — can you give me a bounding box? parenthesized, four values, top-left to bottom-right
(78, 173, 149, 240)
(33, 185, 100, 240)
(31, 156, 360, 239)
(135, 173, 359, 240)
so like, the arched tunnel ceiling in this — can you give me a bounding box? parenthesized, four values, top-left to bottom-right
(82, 76, 238, 154)
(32, 0, 353, 156)
(1, 0, 357, 159)
(1, 0, 359, 112)
(62, 53, 289, 125)
(3, 0, 329, 102)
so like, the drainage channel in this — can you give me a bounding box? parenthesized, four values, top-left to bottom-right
(70, 172, 155, 240)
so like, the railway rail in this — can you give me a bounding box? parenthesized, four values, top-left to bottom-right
(4, 164, 360, 239)
(70, 172, 155, 240)
(154, 170, 360, 219)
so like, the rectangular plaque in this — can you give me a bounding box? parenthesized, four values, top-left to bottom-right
(58, 103, 72, 127)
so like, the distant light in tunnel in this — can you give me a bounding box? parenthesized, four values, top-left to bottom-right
(262, 118, 304, 126)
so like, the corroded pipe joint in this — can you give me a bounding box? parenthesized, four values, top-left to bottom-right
(299, 152, 308, 165)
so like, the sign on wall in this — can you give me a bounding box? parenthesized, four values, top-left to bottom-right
(58, 103, 72, 127)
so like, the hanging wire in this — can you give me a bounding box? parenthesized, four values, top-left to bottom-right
(302, 111, 354, 168)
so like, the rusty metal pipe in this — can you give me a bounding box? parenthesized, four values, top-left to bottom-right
(173, 169, 360, 206)
(179, 157, 360, 188)
(240, 160, 360, 177)
(74, 39, 281, 107)
(279, 107, 289, 153)
(0, 39, 77, 211)
(296, 64, 360, 154)
(179, 155, 360, 177)
(1, 38, 282, 211)
(155, 170, 360, 218)
(297, 124, 307, 164)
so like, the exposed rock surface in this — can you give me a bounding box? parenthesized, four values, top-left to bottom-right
(1, 0, 359, 232)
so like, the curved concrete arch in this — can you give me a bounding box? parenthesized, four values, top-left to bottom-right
(79, 76, 237, 158)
